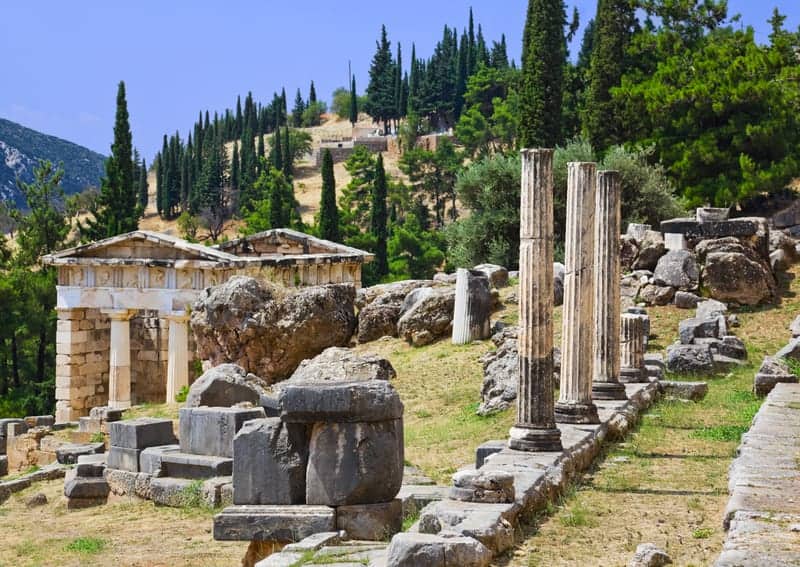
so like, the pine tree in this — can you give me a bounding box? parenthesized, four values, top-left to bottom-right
(490, 34, 509, 68)
(585, 0, 635, 151)
(520, 0, 567, 148)
(370, 153, 389, 277)
(83, 81, 138, 239)
(292, 89, 305, 127)
(309, 81, 317, 105)
(349, 75, 359, 126)
(476, 25, 489, 67)
(319, 149, 339, 241)
(364, 25, 396, 135)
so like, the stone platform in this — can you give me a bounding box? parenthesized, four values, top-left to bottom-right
(715, 382, 800, 566)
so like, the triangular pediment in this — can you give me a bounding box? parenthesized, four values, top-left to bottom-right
(44, 231, 239, 264)
(218, 228, 372, 259)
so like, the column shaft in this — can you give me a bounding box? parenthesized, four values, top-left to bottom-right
(508, 149, 562, 452)
(592, 171, 627, 400)
(166, 312, 190, 403)
(619, 313, 646, 383)
(556, 162, 600, 424)
(452, 269, 492, 345)
(104, 310, 134, 409)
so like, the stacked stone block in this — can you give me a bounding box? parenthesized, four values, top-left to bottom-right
(107, 418, 177, 472)
(64, 454, 109, 509)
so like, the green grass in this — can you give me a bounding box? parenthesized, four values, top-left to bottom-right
(179, 480, 207, 509)
(692, 527, 714, 539)
(90, 432, 105, 443)
(64, 536, 107, 554)
(402, 511, 420, 532)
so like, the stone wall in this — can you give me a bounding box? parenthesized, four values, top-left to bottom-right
(240, 262, 364, 289)
(55, 308, 110, 423)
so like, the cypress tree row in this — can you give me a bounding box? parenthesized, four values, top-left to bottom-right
(319, 149, 339, 242)
(585, 0, 635, 152)
(519, 0, 567, 148)
(370, 153, 389, 277)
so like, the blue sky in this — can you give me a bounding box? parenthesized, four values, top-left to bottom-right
(1, 1, 797, 160)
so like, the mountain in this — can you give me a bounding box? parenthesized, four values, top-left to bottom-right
(0, 118, 106, 207)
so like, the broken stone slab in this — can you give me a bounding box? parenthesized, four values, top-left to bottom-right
(184, 363, 268, 408)
(449, 470, 515, 503)
(103, 468, 152, 499)
(660, 381, 708, 401)
(64, 476, 110, 500)
(336, 499, 403, 541)
(139, 444, 181, 475)
(109, 418, 177, 450)
(288, 347, 397, 383)
(674, 291, 701, 309)
(696, 299, 728, 320)
(629, 542, 672, 567)
(473, 263, 509, 288)
(178, 406, 265, 458)
(653, 249, 699, 290)
(386, 532, 492, 567)
(718, 336, 747, 360)
(775, 337, 800, 361)
(24, 415, 54, 428)
(75, 454, 106, 477)
(475, 440, 506, 469)
(279, 380, 403, 423)
(107, 446, 142, 472)
(55, 442, 105, 465)
(233, 418, 308, 505)
(678, 317, 722, 344)
(213, 505, 336, 542)
(754, 357, 798, 397)
(281, 531, 342, 553)
(160, 452, 233, 479)
(666, 343, 715, 374)
(89, 406, 125, 421)
(149, 477, 195, 507)
(0, 455, 7, 477)
(417, 499, 516, 554)
(397, 485, 450, 519)
(306, 419, 403, 506)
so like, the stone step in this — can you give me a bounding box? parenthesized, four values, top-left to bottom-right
(160, 452, 233, 479)
(213, 505, 335, 542)
(55, 442, 105, 465)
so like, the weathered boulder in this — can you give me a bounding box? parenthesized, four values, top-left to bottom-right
(190, 277, 357, 383)
(357, 295, 402, 343)
(356, 279, 434, 310)
(386, 533, 492, 567)
(696, 238, 775, 305)
(665, 343, 714, 374)
(678, 317, 721, 344)
(660, 381, 708, 401)
(674, 291, 701, 309)
(769, 229, 798, 262)
(184, 364, 268, 408)
(473, 264, 509, 288)
(771, 249, 789, 272)
(398, 287, 456, 346)
(288, 347, 396, 383)
(553, 262, 565, 306)
(279, 380, 404, 423)
(629, 543, 672, 567)
(433, 272, 458, 284)
(696, 299, 727, 321)
(753, 356, 798, 397)
(620, 235, 639, 273)
(638, 284, 674, 306)
(632, 230, 666, 271)
(653, 250, 699, 290)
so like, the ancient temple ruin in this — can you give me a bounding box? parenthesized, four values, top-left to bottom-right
(43, 229, 372, 422)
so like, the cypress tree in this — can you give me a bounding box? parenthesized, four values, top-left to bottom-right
(292, 88, 305, 127)
(585, 0, 635, 152)
(370, 153, 389, 277)
(491, 34, 509, 68)
(231, 142, 240, 195)
(281, 88, 288, 126)
(394, 43, 403, 121)
(364, 25, 396, 135)
(269, 173, 284, 228)
(282, 127, 292, 178)
(158, 134, 169, 217)
(272, 127, 283, 171)
(319, 149, 339, 242)
(520, 0, 567, 148)
(467, 8, 477, 76)
(476, 25, 489, 67)
(309, 81, 317, 105)
(138, 157, 148, 210)
(235, 95, 243, 137)
(83, 80, 138, 238)
(257, 134, 265, 173)
(456, 31, 469, 119)
(155, 153, 163, 217)
(349, 75, 359, 126)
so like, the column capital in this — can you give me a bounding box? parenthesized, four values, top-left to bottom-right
(164, 310, 190, 323)
(101, 309, 136, 321)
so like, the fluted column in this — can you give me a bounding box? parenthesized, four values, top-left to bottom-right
(619, 313, 646, 382)
(508, 149, 562, 452)
(592, 171, 628, 400)
(102, 309, 135, 409)
(452, 269, 492, 345)
(165, 311, 190, 403)
(555, 162, 600, 424)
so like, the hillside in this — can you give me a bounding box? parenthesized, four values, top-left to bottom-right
(0, 118, 106, 207)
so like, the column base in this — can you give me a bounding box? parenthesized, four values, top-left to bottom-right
(619, 367, 647, 384)
(554, 401, 600, 424)
(108, 400, 132, 410)
(508, 425, 563, 452)
(592, 381, 628, 400)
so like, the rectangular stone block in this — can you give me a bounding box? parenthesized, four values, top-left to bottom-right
(233, 418, 308, 505)
(213, 505, 336, 542)
(280, 381, 403, 423)
(179, 407, 264, 458)
(64, 476, 110, 500)
(107, 446, 141, 472)
(336, 499, 402, 541)
(109, 418, 176, 450)
(0, 455, 7, 476)
(150, 477, 195, 507)
(139, 444, 180, 475)
(475, 440, 506, 469)
(160, 452, 233, 479)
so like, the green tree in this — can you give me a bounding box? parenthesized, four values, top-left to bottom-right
(399, 139, 463, 227)
(370, 154, 389, 278)
(388, 216, 446, 280)
(350, 75, 359, 125)
(364, 25, 396, 135)
(82, 81, 139, 239)
(292, 88, 305, 127)
(319, 149, 340, 242)
(519, 0, 567, 147)
(339, 145, 376, 228)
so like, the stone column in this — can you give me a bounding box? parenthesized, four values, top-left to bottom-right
(555, 162, 600, 424)
(619, 313, 646, 383)
(103, 309, 135, 409)
(508, 149, 562, 452)
(165, 311, 190, 404)
(592, 171, 628, 401)
(452, 269, 492, 345)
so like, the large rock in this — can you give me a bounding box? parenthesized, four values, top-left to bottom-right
(288, 347, 396, 383)
(553, 262, 565, 306)
(191, 277, 357, 383)
(620, 235, 640, 273)
(357, 295, 402, 343)
(386, 533, 492, 567)
(305, 419, 403, 506)
(632, 230, 667, 271)
(356, 279, 434, 310)
(473, 264, 509, 288)
(629, 543, 672, 567)
(398, 288, 456, 346)
(696, 237, 775, 305)
(653, 250, 699, 290)
(233, 418, 309, 505)
(638, 284, 675, 306)
(185, 364, 268, 408)
(109, 418, 176, 450)
(665, 343, 715, 374)
(753, 356, 798, 397)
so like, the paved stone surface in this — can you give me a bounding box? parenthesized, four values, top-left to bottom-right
(716, 383, 800, 566)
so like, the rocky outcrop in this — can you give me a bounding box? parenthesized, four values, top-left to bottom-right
(695, 238, 775, 305)
(184, 364, 268, 408)
(398, 287, 456, 347)
(190, 277, 357, 384)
